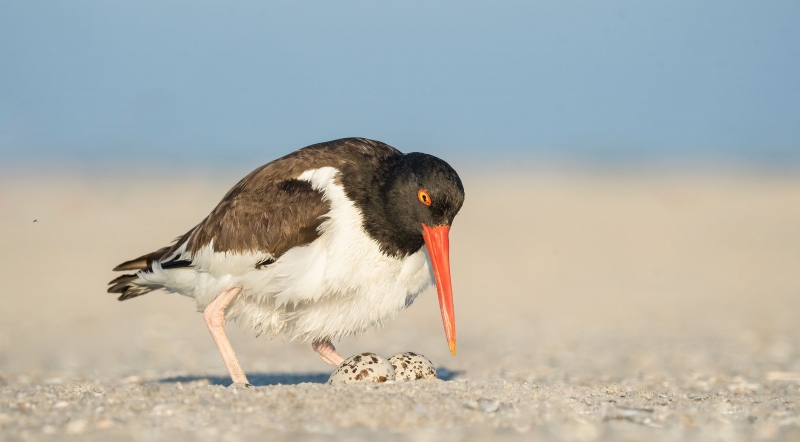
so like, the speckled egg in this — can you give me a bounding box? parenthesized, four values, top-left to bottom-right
(327, 352, 396, 385)
(388, 352, 437, 381)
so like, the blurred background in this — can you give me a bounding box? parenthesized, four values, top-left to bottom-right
(2, 0, 799, 169)
(1, 1, 799, 384)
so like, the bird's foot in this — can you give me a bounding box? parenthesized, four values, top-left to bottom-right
(312, 339, 346, 367)
(228, 382, 253, 389)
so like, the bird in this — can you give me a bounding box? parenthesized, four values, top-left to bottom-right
(108, 138, 465, 385)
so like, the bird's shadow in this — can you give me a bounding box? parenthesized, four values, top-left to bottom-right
(161, 367, 464, 387)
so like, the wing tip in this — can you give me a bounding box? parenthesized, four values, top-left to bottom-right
(112, 260, 146, 272)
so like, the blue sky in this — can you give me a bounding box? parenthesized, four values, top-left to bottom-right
(1, 1, 799, 167)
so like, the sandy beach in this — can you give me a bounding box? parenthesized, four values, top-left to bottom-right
(1, 165, 799, 441)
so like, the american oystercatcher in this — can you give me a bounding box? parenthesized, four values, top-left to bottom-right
(108, 138, 465, 385)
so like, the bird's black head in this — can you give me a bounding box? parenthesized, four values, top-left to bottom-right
(378, 153, 465, 256)
(382, 152, 463, 355)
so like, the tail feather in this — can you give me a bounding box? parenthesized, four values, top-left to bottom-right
(110, 233, 195, 301)
(107, 273, 156, 301)
(108, 274, 135, 286)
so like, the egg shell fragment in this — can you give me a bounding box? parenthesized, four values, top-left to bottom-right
(327, 352, 396, 385)
(389, 352, 437, 381)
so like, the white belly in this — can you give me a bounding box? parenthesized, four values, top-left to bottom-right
(227, 244, 433, 341)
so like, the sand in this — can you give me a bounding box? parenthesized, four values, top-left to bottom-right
(1, 165, 799, 441)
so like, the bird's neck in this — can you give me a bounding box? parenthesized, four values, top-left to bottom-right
(343, 157, 425, 259)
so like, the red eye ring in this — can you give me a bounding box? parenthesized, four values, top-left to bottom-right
(418, 189, 432, 206)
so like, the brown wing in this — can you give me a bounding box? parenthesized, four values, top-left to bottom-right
(186, 177, 330, 256)
(184, 137, 400, 256)
(108, 178, 329, 299)
(109, 137, 402, 299)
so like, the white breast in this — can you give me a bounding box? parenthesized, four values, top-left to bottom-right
(141, 166, 434, 342)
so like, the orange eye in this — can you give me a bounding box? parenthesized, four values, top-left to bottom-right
(417, 189, 432, 206)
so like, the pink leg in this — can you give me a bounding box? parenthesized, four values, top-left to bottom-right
(312, 339, 345, 366)
(203, 287, 250, 385)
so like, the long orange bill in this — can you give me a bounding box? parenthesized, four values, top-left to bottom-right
(421, 224, 456, 355)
